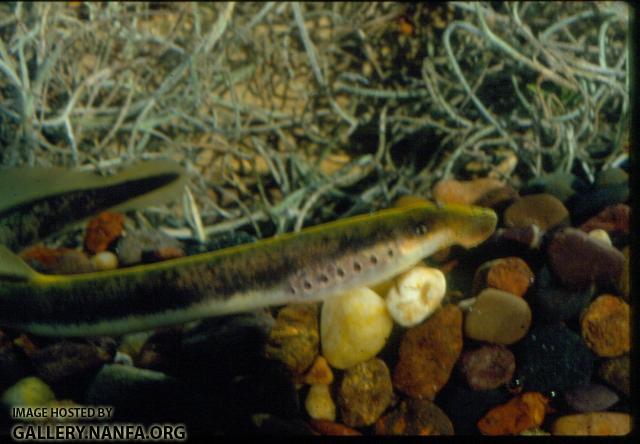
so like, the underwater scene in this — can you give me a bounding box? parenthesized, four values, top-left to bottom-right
(0, 2, 632, 438)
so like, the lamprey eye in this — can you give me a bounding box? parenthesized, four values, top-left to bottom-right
(414, 224, 428, 235)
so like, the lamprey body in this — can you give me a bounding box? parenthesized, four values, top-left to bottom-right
(0, 203, 496, 337)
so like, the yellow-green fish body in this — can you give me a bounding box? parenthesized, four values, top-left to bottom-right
(0, 163, 497, 337)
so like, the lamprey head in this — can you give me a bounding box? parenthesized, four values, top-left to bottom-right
(390, 202, 497, 254)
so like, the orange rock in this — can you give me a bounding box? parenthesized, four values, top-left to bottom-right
(393, 305, 463, 400)
(84, 212, 125, 253)
(374, 399, 453, 435)
(552, 412, 631, 436)
(477, 392, 549, 435)
(476, 257, 535, 298)
(304, 356, 334, 385)
(580, 294, 630, 357)
(308, 419, 361, 436)
(432, 178, 504, 206)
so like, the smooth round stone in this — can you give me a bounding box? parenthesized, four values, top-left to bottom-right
(385, 266, 446, 327)
(547, 228, 624, 291)
(588, 229, 612, 245)
(457, 344, 515, 391)
(563, 384, 619, 413)
(567, 183, 629, 225)
(474, 185, 519, 212)
(1, 377, 55, 408)
(530, 266, 596, 323)
(90, 251, 119, 271)
(513, 323, 594, 393)
(115, 228, 184, 266)
(551, 412, 631, 436)
(595, 167, 628, 187)
(337, 358, 393, 427)
(305, 384, 336, 421)
(521, 171, 584, 203)
(84, 364, 199, 423)
(598, 355, 630, 398)
(504, 193, 570, 230)
(321, 287, 393, 370)
(463, 289, 532, 345)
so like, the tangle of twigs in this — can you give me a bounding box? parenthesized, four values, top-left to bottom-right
(0, 2, 629, 240)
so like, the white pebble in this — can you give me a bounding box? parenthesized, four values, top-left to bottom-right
(90, 251, 119, 271)
(321, 287, 393, 369)
(386, 266, 446, 327)
(305, 384, 336, 421)
(588, 229, 612, 246)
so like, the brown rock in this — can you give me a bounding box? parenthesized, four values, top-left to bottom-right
(551, 412, 631, 436)
(19, 246, 93, 275)
(84, 212, 125, 254)
(32, 340, 115, 385)
(264, 304, 319, 375)
(393, 305, 463, 400)
(375, 399, 453, 436)
(457, 344, 515, 390)
(580, 295, 629, 357)
(504, 193, 569, 230)
(598, 355, 630, 398)
(547, 228, 624, 291)
(432, 178, 504, 206)
(337, 358, 393, 427)
(474, 185, 519, 211)
(308, 419, 361, 436)
(472, 257, 534, 298)
(477, 392, 549, 435)
(463, 289, 532, 345)
(579, 204, 629, 235)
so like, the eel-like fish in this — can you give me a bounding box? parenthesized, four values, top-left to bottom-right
(0, 163, 497, 337)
